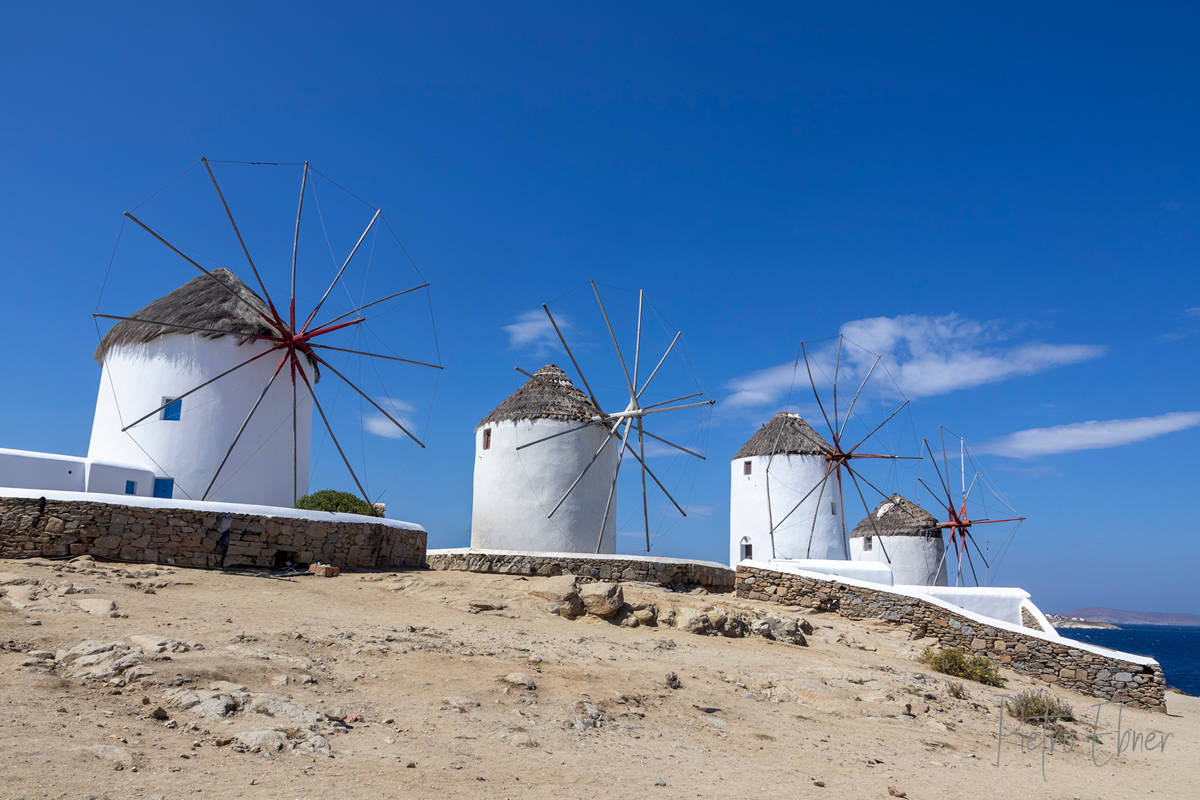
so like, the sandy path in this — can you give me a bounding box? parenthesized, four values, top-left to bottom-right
(1, 556, 1195, 799)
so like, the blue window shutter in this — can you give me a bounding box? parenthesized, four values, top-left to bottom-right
(161, 397, 182, 421)
(124, 480, 136, 495)
(153, 478, 174, 499)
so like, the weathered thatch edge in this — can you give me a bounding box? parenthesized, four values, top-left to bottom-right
(850, 494, 942, 538)
(735, 412, 831, 459)
(95, 268, 278, 364)
(478, 364, 601, 428)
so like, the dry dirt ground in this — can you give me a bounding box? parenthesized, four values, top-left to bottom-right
(1, 556, 1196, 800)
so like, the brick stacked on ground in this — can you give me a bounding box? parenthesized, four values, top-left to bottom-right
(0, 496, 425, 570)
(736, 564, 1166, 712)
(426, 550, 734, 593)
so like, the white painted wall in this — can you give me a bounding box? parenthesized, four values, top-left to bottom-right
(471, 418, 618, 553)
(897, 585, 1033, 627)
(0, 448, 86, 492)
(85, 461, 158, 496)
(850, 534, 948, 586)
(741, 559, 1157, 667)
(765, 557, 894, 584)
(88, 335, 313, 508)
(729, 454, 845, 567)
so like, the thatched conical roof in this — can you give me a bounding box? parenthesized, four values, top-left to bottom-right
(94, 268, 277, 364)
(478, 364, 601, 428)
(734, 412, 831, 459)
(850, 494, 942, 538)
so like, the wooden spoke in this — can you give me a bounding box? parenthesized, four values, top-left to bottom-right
(542, 304, 604, 414)
(838, 355, 880, 440)
(293, 351, 372, 508)
(596, 419, 633, 553)
(547, 420, 622, 518)
(308, 282, 430, 331)
(515, 419, 601, 451)
(290, 162, 309, 329)
(201, 157, 286, 332)
(623, 435, 687, 518)
(845, 399, 910, 455)
(118, 342, 285, 431)
(847, 469, 891, 565)
(591, 280, 636, 400)
(301, 209, 381, 333)
(771, 461, 834, 534)
(640, 428, 705, 459)
(636, 332, 681, 401)
(310, 343, 443, 370)
(308, 352, 425, 448)
(801, 342, 837, 443)
(123, 212, 278, 330)
(642, 391, 703, 410)
(638, 420, 650, 552)
(202, 352, 289, 499)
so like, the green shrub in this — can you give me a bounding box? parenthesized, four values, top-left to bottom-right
(919, 646, 1006, 687)
(295, 490, 378, 516)
(946, 680, 967, 700)
(1006, 689, 1074, 723)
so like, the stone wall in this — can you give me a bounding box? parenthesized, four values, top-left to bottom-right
(736, 564, 1166, 712)
(427, 549, 734, 592)
(0, 495, 425, 571)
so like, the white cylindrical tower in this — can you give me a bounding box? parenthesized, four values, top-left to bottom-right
(471, 364, 617, 553)
(849, 494, 947, 586)
(729, 412, 844, 566)
(88, 269, 313, 508)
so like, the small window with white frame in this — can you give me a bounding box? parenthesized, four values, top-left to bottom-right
(743, 460, 752, 475)
(863, 536, 873, 551)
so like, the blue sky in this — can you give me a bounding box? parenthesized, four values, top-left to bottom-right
(2, 3, 1198, 613)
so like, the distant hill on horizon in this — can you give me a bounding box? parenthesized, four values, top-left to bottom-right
(1060, 607, 1200, 627)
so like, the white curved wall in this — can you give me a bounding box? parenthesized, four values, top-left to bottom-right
(850, 534, 947, 586)
(0, 448, 86, 492)
(471, 419, 618, 553)
(88, 335, 312, 508)
(729, 454, 845, 567)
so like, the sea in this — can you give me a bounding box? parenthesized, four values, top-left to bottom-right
(1061, 624, 1200, 697)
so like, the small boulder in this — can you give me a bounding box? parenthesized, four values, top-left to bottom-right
(236, 729, 288, 752)
(531, 575, 584, 618)
(75, 598, 117, 615)
(501, 672, 537, 690)
(674, 608, 711, 635)
(722, 613, 749, 638)
(579, 582, 624, 618)
(632, 605, 657, 625)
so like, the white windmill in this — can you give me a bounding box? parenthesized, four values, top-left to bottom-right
(472, 282, 713, 554)
(89, 158, 442, 509)
(731, 335, 919, 569)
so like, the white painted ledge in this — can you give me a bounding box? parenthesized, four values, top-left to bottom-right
(0, 486, 424, 532)
(738, 559, 1158, 667)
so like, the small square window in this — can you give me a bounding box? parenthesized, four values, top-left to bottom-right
(161, 397, 182, 421)
(153, 477, 174, 499)
(124, 480, 136, 495)
(743, 460, 752, 475)
(482, 428, 492, 450)
(864, 536, 873, 551)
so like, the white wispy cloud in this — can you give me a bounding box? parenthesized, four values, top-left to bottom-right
(363, 398, 417, 439)
(724, 313, 1105, 409)
(979, 411, 1200, 458)
(502, 309, 566, 353)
